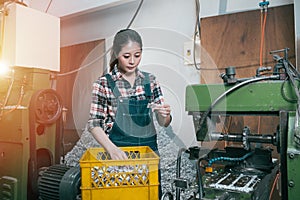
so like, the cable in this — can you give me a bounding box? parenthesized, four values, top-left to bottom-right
(193, 0, 201, 70)
(0, 70, 15, 119)
(280, 77, 298, 103)
(259, 0, 269, 67)
(195, 0, 201, 37)
(259, 7, 268, 67)
(0, 83, 25, 118)
(195, 55, 295, 71)
(269, 172, 280, 200)
(45, 0, 53, 13)
(197, 75, 280, 135)
(287, 58, 300, 78)
(257, 115, 261, 134)
(57, 49, 110, 77)
(193, 29, 200, 70)
(57, 0, 144, 77)
(126, 0, 144, 29)
(282, 59, 300, 120)
(283, 61, 300, 101)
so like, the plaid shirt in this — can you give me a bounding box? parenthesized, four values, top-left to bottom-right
(87, 66, 165, 133)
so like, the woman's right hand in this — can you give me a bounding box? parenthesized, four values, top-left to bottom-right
(90, 127, 128, 160)
(107, 145, 128, 160)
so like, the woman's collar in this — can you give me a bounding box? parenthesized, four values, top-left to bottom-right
(112, 66, 145, 80)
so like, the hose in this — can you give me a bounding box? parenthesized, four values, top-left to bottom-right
(207, 151, 254, 167)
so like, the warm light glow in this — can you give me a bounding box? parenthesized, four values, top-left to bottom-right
(0, 61, 9, 75)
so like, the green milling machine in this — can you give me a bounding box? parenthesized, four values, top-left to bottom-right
(162, 48, 300, 200)
(186, 49, 300, 200)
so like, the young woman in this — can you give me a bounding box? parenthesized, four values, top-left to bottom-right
(87, 29, 172, 198)
(87, 29, 172, 160)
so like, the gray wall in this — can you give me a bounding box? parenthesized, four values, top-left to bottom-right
(60, 0, 295, 148)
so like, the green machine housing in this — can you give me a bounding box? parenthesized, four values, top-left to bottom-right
(185, 80, 300, 200)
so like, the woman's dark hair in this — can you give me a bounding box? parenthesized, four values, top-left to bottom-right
(109, 29, 143, 71)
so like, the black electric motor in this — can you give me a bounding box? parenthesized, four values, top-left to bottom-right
(38, 164, 81, 200)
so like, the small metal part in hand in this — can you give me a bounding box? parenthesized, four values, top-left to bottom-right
(147, 103, 157, 109)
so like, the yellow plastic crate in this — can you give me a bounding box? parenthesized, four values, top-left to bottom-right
(79, 146, 160, 200)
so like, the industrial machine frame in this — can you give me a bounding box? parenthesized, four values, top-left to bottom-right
(2, 47, 300, 200)
(162, 48, 300, 200)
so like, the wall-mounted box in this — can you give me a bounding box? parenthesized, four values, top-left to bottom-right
(183, 39, 201, 66)
(2, 3, 60, 71)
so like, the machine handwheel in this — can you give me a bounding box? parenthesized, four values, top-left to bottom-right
(31, 89, 62, 125)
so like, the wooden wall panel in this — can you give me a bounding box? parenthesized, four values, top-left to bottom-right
(56, 39, 105, 157)
(200, 4, 295, 83)
(199, 5, 294, 145)
(58, 40, 105, 131)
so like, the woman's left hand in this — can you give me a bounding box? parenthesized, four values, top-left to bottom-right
(151, 103, 172, 127)
(152, 104, 171, 118)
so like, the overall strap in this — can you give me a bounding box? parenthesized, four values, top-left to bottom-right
(106, 72, 152, 98)
(105, 74, 122, 98)
(142, 72, 152, 99)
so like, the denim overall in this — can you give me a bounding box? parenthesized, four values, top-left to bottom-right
(105, 73, 158, 151)
(105, 73, 162, 198)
